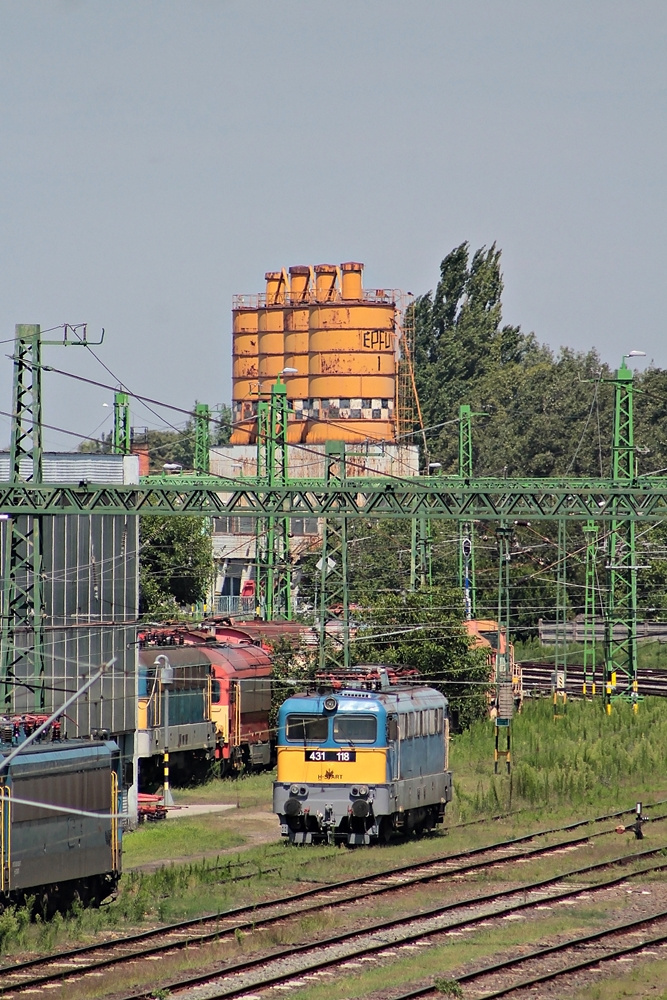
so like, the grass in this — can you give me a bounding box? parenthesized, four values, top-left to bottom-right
(171, 769, 275, 809)
(450, 696, 667, 820)
(122, 815, 245, 866)
(2, 697, 667, 975)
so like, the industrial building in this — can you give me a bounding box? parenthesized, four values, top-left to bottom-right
(214, 262, 419, 611)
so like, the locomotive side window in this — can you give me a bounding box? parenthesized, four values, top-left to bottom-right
(286, 714, 329, 742)
(211, 679, 221, 704)
(333, 714, 377, 744)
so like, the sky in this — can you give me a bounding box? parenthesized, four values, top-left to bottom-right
(0, 2, 665, 450)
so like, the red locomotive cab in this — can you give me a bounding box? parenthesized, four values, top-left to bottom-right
(205, 643, 273, 773)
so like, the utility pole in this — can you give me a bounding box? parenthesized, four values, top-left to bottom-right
(112, 391, 131, 455)
(255, 379, 291, 620)
(494, 524, 513, 773)
(318, 442, 350, 670)
(458, 404, 476, 618)
(582, 520, 598, 696)
(604, 355, 642, 713)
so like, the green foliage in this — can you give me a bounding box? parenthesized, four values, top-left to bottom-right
(434, 979, 464, 998)
(139, 515, 213, 616)
(80, 402, 232, 472)
(352, 588, 490, 729)
(267, 634, 318, 732)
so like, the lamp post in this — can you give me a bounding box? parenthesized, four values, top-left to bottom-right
(155, 654, 174, 807)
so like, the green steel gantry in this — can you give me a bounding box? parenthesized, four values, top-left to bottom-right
(0, 326, 657, 718)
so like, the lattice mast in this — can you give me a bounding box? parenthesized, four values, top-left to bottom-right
(318, 442, 350, 670)
(1, 323, 105, 711)
(458, 404, 477, 618)
(494, 524, 513, 773)
(1, 325, 44, 709)
(112, 391, 131, 455)
(553, 519, 568, 716)
(604, 358, 640, 712)
(582, 520, 599, 696)
(254, 379, 291, 620)
(194, 403, 210, 474)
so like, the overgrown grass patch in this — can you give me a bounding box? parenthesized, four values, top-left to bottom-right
(122, 814, 245, 866)
(172, 770, 275, 808)
(451, 697, 667, 820)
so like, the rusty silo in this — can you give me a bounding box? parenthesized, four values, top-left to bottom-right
(306, 261, 396, 443)
(284, 265, 311, 443)
(258, 270, 286, 385)
(230, 298, 259, 445)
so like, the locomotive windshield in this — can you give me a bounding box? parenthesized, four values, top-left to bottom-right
(333, 714, 377, 744)
(286, 714, 328, 742)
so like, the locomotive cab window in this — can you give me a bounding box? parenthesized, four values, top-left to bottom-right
(333, 714, 377, 744)
(286, 714, 329, 742)
(211, 679, 221, 704)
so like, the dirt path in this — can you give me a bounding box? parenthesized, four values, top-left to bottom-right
(129, 809, 281, 873)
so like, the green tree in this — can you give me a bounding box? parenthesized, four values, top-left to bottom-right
(79, 403, 232, 472)
(352, 589, 490, 730)
(139, 515, 213, 617)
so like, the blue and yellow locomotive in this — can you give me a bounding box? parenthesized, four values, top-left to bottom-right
(273, 668, 452, 845)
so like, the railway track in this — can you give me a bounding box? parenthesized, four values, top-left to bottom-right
(392, 911, 667, 999)
(2, 802, 665, 999)
(118, 848, 667, 1000)
(520, 660, 667, 698)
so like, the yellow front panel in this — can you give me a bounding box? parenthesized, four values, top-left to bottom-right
(210, 704, 228, 741)
(137, 699, 149, 730)
(277, 747, 387, 784)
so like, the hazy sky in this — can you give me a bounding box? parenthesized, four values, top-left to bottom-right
(0, 2, 665, 450)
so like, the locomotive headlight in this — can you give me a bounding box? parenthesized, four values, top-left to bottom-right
(323, 696, 337, 712)
(358, 785, 369, 797)
(290, 784, 300, 796)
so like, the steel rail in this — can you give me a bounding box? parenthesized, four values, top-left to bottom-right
(391, 913, 667, 999)
(3, 478, 667, 519)
(0, 830, 604, 995)
(2, 804, 662, 994)
(1, 800, 653, 982)
(118, 850, 667, 1000)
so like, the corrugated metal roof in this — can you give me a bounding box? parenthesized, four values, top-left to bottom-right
(0, 452, 140, 484)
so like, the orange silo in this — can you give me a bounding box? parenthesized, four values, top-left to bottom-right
(258, 270, 287, 386)
(230, 299, 259, 444)
(284, 265, 311, 443)
(306, 262, 397, 443)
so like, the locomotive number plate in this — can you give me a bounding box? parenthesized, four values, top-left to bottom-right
(304, 750, 357, 762)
